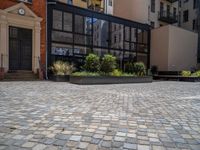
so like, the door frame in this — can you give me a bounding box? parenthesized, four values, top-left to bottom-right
(0, 3, 42, 73)
(9, 26, 33, 70)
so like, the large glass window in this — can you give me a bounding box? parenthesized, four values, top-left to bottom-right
(64, 12, 72, 31)
(93, 18, 109, 48)
(49, 6, 150, 71)
(53, 10, 62, 30)
(53, 10, 72, 31)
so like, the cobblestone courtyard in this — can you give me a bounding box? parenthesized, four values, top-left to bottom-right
(0, 81, 200, 150)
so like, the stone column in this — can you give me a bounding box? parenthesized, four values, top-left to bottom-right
(33, 21, 41, 73)
(0, 13, 8, 72)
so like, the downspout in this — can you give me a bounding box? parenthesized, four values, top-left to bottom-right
(45, 0, 48, 80)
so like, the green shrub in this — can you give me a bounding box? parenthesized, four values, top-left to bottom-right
(181, 70, 191, 77)
(50, 61, 75, 75)
(191, 70, 200, 77)
(72, 72, 100, 76)
(121, 73, 136, 77)
(133, 62, 146, 76)
(124, 62, 135, 73)
(84, 54, 100, 72)
(100, 54, 117, 74)
(110, 69, 123, 77)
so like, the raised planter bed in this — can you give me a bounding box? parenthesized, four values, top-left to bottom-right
(50, 75, 70, 82)
(179, 77, 200, 82)
(69, 76, 152, 85)
(153, 75, 200, 82)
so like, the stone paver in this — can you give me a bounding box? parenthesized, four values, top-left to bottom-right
(0, 81, 200, 149)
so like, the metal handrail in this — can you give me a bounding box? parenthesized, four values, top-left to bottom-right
(158, 11, 178, 20)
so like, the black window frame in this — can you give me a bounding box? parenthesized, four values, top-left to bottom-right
(47, 1, 151, 73)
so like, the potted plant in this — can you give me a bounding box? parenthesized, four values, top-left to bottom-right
(151, 65, 158, 75)
(50, 60, 75, 82)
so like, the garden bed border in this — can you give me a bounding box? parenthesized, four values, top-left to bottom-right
(69, 76, 153, 85)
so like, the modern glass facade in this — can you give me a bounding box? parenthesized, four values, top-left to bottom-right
(47, 1, 151, 73)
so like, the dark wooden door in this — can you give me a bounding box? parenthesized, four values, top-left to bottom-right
(9, 26, 32, 70)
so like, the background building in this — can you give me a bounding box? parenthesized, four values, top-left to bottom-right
(113, 0, 198, 71)
(47, 1, 151, 74)
(178, 0, 200, 65)
(0, 0, 46, 76)
(114, 0, 179, 28)
(151, 25, 198, 71)
(58, 0, 113, 14)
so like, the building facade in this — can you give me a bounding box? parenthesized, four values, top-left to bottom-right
(151, 25, 198, 71)
(113, 0, 198, 71)
(47, 1, 151, 73)
(57, 0, 113, 14)
(114, 0, 179, 28)
(178, 0, 200, 64)
(0, 0, 46, 74)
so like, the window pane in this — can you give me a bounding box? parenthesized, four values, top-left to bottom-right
(51, 43, 73, 56)
(52, 31, 73, 43)
(74, 46, 91, 56)
(74, 34, 92, 45)
(137, 44, 148, 53)
(137, 53, 148, 67)
(64, 12, 72, 31)
(53, 10, 62, 30)
(111, 23, 124, 49)
(125, 26, 130, 41)
(75, 15, 84, 33)
(131, 28, 137, 42)
(93, 18, 109, 47)
(93, 48, 108, 57)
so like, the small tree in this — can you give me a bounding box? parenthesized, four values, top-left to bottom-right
(133, 62, 146, 76)
(84, 54, 100, 72)
(100, 54, 117, 74)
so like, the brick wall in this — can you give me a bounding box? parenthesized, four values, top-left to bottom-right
(0, 0, 46, 67)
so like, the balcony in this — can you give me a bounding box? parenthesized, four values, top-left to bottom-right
(87, 0, 104, 12)
(88, 4, 104, 13)
(158, 11, 178, 24)
(166, 0, 178, 3)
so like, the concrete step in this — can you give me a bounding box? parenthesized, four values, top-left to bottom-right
(4, 70, 39, 81)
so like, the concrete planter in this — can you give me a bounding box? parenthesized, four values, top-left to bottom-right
(50, 75, 70, 82)
(0, 67, 4, 80)
(70, 76, 152, 85)
(179, 77, 200, 82)
(153, 75, 200, 82)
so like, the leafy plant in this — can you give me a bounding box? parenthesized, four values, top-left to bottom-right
(84, 54, 100, 72)
(191, 70, 200, 77)
(100, 54, 117, 74)
(133, 62, 146, 76)
(110, 69, 123, 77)
(50, 61, 75, 75)
(72, 71, 100, 76)
(181, 70, 191, 77)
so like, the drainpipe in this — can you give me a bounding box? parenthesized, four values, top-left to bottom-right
(45, 0, 48, 80)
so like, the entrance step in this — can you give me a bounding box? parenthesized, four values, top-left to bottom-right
(4, 70, 39, 81)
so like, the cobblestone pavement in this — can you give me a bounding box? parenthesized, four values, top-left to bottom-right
(0, 81, 200, 150)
